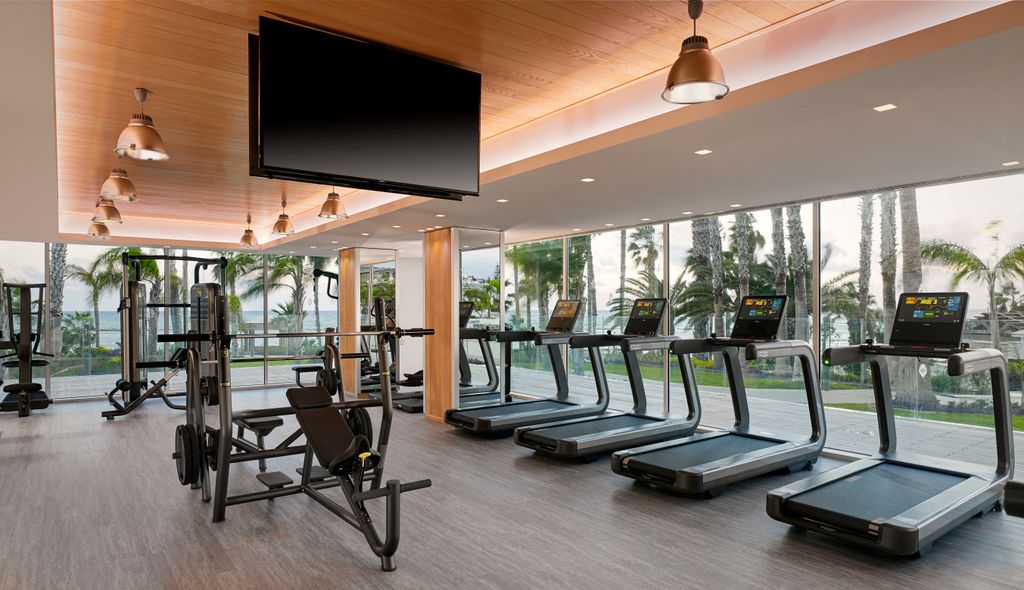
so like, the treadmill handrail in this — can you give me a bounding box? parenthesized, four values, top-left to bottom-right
(620, 335, 679, 352)
(495, 330, 538, 342)
(744, 339, 815, 361)
(568, 334, 621, 349)
(460, 327, 495, 340)
(948, 348, 1006, 375)
(534, 331, 584, 345)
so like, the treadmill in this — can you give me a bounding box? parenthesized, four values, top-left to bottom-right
(457, 301, 504, 405)
(612, 295, 826, 497)
(767, 292, 1015, 556)
(513, 298, 699, 459)
(445, 300, 605, 434)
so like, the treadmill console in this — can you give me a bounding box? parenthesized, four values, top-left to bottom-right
(623, 298, 667, 336)
(458, 301, 475, 328)
(889, 292, 969, 347)
(545, 299, 582, 332)
(729, 295, 787, 340)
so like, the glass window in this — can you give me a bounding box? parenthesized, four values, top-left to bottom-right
(821, 176, 1024, 466)
(1, 241, 47, 393)
(568, 226, 664, 412)
(504, 238, 563, 397)
(668, 206, 814, 435)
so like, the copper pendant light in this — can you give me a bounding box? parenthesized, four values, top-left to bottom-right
(240, 213, 259, 248)
(114, 88, 169, 161)
(318, 188, 348, 219)
(87, 222, 111, 239)
(92, 198, 123, 224)
(272, 197, 295, 235)
(662, 0, 729, 105)
(98, 165, 137, 202)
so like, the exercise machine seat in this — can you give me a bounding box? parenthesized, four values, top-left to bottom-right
(235, 416, 284, 436)
(286, 386, 379, 476)
(2, 359, 49, 368)
(3, 382, 43, 394)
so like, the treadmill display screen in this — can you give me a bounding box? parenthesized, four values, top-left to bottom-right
(458, 301, 475, 328)
(624, 298, 667, 336)
(889, 292, 969, 346)
(545, 299, 582, 332)
(730, 295, 787, 339)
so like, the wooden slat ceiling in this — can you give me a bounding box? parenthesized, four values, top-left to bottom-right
(53, 0, 829, 236)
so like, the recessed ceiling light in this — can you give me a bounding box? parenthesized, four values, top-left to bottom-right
(1002, 161, 1020, 166)
(435, 213, 446, 218)
(310, 246, 317, 249)
(496, 198, 509, 203)
(360, 232, 370, 236)
(580, 178, 596, 183)
(694, 149, 712, 155)
(288, 251, 295, 254)
(434, 225, 442, 229)
(484, 242, 492, 245)
(417, 229, 425, 233)
(640, 217, 651, 222)
(873, 103, 898, 112)
(392, 225, 401, 229)
(330, 240, 338, 244)
(604, 223, 614, 227)
(572, 228, 582, 232)
(729, 203, 742, 208)
(682, 211, 694, 215)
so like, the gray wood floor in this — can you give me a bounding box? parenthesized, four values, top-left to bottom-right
(1, 391, 1022, 590)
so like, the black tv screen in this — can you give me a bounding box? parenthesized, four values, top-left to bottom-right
(250, 17, 481, 199)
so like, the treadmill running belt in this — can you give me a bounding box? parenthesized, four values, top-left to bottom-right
(452, 400, 571, 419)
(784, 463, 967, 535)
(625, 434, 777, 481)
(521, 414, 655, 442)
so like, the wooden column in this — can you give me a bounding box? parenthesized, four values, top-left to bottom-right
(338, 248, 361, 396)
(423, 228, 458, 421)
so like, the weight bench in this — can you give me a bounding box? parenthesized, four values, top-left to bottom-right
(286, 386, 431, 571)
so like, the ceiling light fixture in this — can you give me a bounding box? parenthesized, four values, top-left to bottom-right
(92, 198, 123, 224)
(318, 188, 348, 219)
(434, 225, 443, 229)
(417, 229, 426, 233)
(361, 232, 370, 236)
(392, 225, 402, 229)
(662, 0, 729, 104)
(239, 213, 259, 248)
(604, 223, 615, 227)
(331, 240, 339, 244)
(435, 214, 446, 218)
(1002, 161, 1020, 167)
(272, 197, 295, 235)
(694, 149, 713, 155)
(98, 162, 137, 202)
(580, 178, 596, 183)
(496, 198, 509, 203)
(572, 228, 582, 232)
(873, 103, 898, 112)
(682, 211, 694, 215)
(114, 88, 169, 161)
(641, 218, 652, 222)
(87, 222, 111, 240)
(729, 203, 742, 208)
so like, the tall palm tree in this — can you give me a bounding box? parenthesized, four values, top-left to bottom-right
(899, 188, 922, 293)
(857, 195, 874, 344)
(618, 230, 627, 326)
(627, 226, 660, 275)
(61, 311, 95, 372)
(879, 193, 898, 339)
(786, 206, 809, 343)
(732, 213, 754, 299)
(921, 235, 1024, 349)
(48, 243, 68, 357)
(68, 256, 120, 347)
(96, 247, 162, 357)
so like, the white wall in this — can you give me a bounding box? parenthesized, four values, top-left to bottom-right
(0, 1, 59, 242)
(395, 252, 424, 374)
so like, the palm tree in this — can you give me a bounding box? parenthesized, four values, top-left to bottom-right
(95, 247, 162, 357)
(879, 193, 898, 339)
(61, 311, 95, 373)
(732, 213, 754, 299)
(608, 270, 687, 329)
(769, 208, 788, 353)
(921, 234, 1024, 349)
(618, 230, 627, 326)
(68, 257, 120, 347)
(899, 188, 922, 293)
(786, 206, 809, 343)
(627, 226, 660, 275)
(48, 243, 68, 357)
(857, 195, 874, 344)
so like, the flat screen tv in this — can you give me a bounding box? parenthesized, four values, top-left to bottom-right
(249, 17, 481, 200)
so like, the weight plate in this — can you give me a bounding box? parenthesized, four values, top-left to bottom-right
(316, 368, 340, 397)
(346, 407, 373, 442)
(174, 423, 200, 486)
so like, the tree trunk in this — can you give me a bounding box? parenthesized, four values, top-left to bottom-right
(512, 262, 520, 325)
(619, 229, 627, 326)
(786, 207, 808, 345)
(92, 298, 100, 351)
(857, 195, 874, 343)
(148, 280, 162, 362)
(708, 219, 725, 337)
(990, 281, 1001, 349)
(899, 188, 922, 293)
(168, 254, 181, 334)
(48, 243, 67, 358)
(879, 193, 898, 341)
(735, 213, 751, 299)
(770, 209, 789, 374)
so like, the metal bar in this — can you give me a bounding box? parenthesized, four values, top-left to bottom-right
(226, 445, 306, 463)
(812, 202, 822, 362)
(232, 330, 390, 339)
(662, 222, 671, 413)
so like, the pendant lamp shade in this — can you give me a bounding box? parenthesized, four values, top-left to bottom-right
(92, 199, 123, 224)
(661, 1, 729, 105)
(114, 88, 169, 161)
(662, 36, 729, 104)
(240, 214, 259, 248)
(272, 198, 295, 235)
(318, 190, 348, 219)
(99, 168, 137, 202)
(87, 222, 111, 239)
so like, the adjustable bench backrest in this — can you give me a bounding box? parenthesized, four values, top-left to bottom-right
(286, 386, 368, 475)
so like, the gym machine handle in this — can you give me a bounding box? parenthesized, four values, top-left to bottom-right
(948, 348, 1007, 376)
(146, 303, 191, 309)
(620, 335, 679, 353)
(158, 333, 213, 343)
(745, 340, 815, 361)
(568, 334, 622, 349)
(351, 478, 432, 502)
(395, 328, 434, 338)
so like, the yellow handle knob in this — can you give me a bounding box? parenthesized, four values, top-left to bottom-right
(358, 451, 371, 465)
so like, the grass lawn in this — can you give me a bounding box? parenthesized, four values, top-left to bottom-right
(827, 402, 1024, 432)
